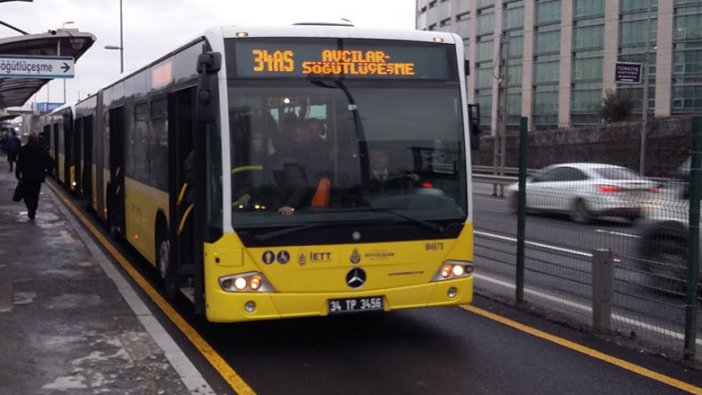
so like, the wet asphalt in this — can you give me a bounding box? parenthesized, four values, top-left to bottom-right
(0, 165, 201, 394)
(3, 158, 702, 395)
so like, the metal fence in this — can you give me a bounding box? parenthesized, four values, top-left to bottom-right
(472, 117, 701, 364)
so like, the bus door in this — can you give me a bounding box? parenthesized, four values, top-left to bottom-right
(108, 107, 125, 235)
(167, 87, 198, 305)
(42, 124, 50, 149)
(82, 116, 94, 208)
(72, 118, 83, 196)
(63, 115, 72, 188)
(52, 124, 59, 177)
(41, 124, 51, 176)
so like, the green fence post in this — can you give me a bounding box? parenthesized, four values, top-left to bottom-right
(685, 117, 701, 361)
(516, 117, 528, 304)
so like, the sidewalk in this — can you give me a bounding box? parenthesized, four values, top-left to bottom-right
(0, 161, 213, 394)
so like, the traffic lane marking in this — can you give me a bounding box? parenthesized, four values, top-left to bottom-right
(595, 228, 641, 239)
(461, 304, 702, 394)
(475, 229, 627, 263)
(46, 181, 256, 395)
(475, 230, 593, 258)
(476, 273, 702, 347)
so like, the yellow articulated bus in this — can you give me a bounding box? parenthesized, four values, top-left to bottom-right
(51, 23, 477, 322)
(43, 104, 74, 190)
(45, 101, 97, 200)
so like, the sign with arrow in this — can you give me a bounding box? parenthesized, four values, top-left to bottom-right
(0, 55, 75, 79)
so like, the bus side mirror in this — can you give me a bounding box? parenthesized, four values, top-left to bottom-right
(196, 51, 222, 123)
(468, 104, 481, 151)
(464, 60, 470, 76)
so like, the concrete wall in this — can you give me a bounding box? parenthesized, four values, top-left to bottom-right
(472, 116, 696, 177)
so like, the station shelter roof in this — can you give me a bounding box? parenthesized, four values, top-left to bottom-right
(0, 30, 95, 109)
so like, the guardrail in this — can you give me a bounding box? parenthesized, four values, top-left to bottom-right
(473, 165, 534, 176)
(472, 166, 523, 186)
(472, 174, 516, 185)
(472, 166, 668, 185)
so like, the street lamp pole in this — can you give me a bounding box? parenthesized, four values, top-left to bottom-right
(640, 0, 653, 176)
(104, 1, 124, 73)
(61, 21, 74, 104)
(119, 0, 123, 73)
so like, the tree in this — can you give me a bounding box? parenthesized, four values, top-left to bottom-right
(600, 88, 635, 123)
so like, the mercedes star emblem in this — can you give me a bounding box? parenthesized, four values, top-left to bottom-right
(345, 268, 366, 289)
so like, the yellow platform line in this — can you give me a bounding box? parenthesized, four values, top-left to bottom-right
(47, 181, 256, 395)
(462, 305, 702, 395)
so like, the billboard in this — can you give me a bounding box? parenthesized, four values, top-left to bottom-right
(615, 62, 642, 84)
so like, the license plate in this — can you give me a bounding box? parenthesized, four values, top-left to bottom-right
(328, 296, 384, 314)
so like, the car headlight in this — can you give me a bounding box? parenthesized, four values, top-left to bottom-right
(219, 272, 275, 292)
(431, 260, 473, 282)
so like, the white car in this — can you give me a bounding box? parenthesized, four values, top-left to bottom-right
(506, 163, 659, 223)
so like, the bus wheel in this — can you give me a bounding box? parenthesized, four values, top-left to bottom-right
(156, 225, 177, 300)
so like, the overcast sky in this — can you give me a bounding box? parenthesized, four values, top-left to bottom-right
(1, 0, 416, 108)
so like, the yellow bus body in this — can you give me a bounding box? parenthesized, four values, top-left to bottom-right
(124, 177, 169, 265)
(90, 163, 98, 211)
(69, 165, 76, 192)
(101, 168, 110, 221)
(204, 223, 473, 322)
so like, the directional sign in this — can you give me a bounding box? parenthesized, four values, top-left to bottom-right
(0, 55, 75, 79)
(34, 102, 64, 112)
(615, 62, 642, 84)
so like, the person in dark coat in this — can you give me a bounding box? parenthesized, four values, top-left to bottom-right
(367, 148, 420, 197)
(233, 126, 307, 216)
(6, 131, 21, 172)
(15, 133, 53, 219)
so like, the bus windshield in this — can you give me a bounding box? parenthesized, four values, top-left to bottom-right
(228, 79, 467, 231)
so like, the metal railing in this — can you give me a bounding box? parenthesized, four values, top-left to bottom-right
(471, 116, 701, 364)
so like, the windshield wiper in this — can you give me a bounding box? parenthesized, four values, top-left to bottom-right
(246, 224, 327, 242)
(357, 207, 446, 233)
(244, 207, 446, 242)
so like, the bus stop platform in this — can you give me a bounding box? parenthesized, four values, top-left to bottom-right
(0, 166, 213, 394)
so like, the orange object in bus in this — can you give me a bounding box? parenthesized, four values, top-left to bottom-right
(311, 177, 331, 207)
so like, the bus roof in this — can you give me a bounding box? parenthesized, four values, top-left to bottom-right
(92, 25, 462, 98)
(214, 25, 460, 44)
(48, 102, 74, 116)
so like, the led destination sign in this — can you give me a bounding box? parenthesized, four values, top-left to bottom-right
(252, 49, 415, 76)
(229, 39, 453, 80)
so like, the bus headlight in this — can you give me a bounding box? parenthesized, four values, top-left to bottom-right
(219, 272, 275, 293)
(432, 260, 473, 282)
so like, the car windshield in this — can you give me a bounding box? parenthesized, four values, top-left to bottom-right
(227, 80, 467, 229)
(593, 167, 645, 180)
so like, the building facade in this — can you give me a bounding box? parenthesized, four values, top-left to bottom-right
(416, 0, 702, 134)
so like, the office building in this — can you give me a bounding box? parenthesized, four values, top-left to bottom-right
(416, 0, 702, 133)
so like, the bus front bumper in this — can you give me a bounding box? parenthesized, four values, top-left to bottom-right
(205, 277, 473, 323)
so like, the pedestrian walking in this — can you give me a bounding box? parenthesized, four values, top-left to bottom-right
(6, 131, 21, 172)
(15, 133, 53, 220)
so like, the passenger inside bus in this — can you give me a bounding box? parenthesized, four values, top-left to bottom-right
(307, 117, 327, 140)
(232, 115, 307, 216)
(289, 119, 333, 185)
(367, 147, 420, 197)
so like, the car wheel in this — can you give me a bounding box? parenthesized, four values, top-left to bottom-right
(649, 238, 688, 297)
(570, 199, 592, 224)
